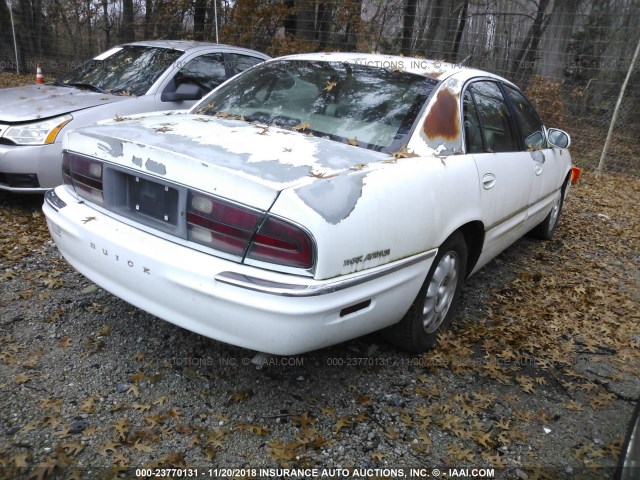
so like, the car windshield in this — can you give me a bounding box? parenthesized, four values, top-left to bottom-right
(194, 59, 438, 151)
(57, 46, 183, 96)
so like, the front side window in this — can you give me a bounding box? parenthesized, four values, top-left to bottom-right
(172, 53, 227, 93)
(194, 60, 438, 151)
(504, 85, 546, 150)
(58, 46, 183, 96)
(467, 81, 519, 153)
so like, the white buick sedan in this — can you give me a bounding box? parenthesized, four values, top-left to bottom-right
(43, 53, 574, 355)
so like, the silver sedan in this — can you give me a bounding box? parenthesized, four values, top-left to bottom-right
(0, 40, 269, 193)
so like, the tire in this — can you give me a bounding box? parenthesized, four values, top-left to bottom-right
(529, 187, 564, 240)
(383, 231, 467, 352)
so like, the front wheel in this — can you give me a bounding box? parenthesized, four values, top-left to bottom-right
(529, 187, 564, 240)
(383, 232, 467, 352)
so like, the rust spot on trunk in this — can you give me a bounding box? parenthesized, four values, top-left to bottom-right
(423, 89, 460, 140)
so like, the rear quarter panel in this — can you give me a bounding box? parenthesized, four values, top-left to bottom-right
(271, 154, 482, 280)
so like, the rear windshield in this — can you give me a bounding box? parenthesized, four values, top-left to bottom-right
(58, 46, 183, 96)
(195, 60, 438, 151)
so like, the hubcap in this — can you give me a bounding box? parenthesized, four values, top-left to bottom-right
(422, 251, 459, 333)
(548, 192, 561, 231)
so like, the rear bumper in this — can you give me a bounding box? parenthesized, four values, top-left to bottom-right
(43, 187, 433, 355)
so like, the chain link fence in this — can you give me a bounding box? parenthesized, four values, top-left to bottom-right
(1, 0, 638, 175)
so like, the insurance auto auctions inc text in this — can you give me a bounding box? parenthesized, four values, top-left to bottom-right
(226, 467, 496, 478)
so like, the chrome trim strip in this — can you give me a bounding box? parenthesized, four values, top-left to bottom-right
(485, 204, 528, 232)
(44, 189, 67, 211)
(215, 249, 437, 297)
(485, 187, 560, 232)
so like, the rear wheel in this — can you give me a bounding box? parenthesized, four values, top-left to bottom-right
(384, 232, 467, 352)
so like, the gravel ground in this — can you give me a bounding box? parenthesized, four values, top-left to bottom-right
(1, 172, 639, 480)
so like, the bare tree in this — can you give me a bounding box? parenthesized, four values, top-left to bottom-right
(510, 0, 551, 81)
(121, 0, 135, 42)
(144, 0, 154, 39)
(400, 0, 417, 55)
(296, 0, 315, 42)
(317, 1, 334, 49)
(450, 0, 468, 61)
(194, 0, 207, 40)
(101, 0, 111, 49)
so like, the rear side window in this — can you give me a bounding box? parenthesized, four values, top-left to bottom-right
(463, 89, 483, 153)
(227, 53, 264, 74)
(504, 85, 545, 150)
(466, 81, 519, 153)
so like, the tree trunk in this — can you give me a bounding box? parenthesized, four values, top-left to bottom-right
(53, 0, 80, 59)
(121, 0, 135, 42)
(422, 0, 444, 56)
(0, 0, 18, 71)
(317, 1, 333, 49)
(144, 0, 153, 39)
(102, 0, 110, 49)
(510, 0, 551, 80)
(194, 0, 207, 40)
(450, 0, 468, 62)
(401, 0, 417, 55)
(536, 0, 579, 80)
(342, 0, 363, 50)
(296, 0, 315, 42)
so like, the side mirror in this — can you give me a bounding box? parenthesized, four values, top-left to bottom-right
(547, 128, 571, 149)
(525, 131, 545, 149)
(162, 82, 203, 102)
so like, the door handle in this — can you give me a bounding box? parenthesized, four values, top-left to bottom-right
(535, 163, 543, 176)
(482, 173, 496, 189)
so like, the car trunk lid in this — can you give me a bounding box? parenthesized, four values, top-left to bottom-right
(65, 113, 390, 210)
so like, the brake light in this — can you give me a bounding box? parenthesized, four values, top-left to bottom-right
(187, 190, 314, 269)
(62, 151, 104, 205)
(247, 216, 314, 269)
(187, 191, 264, 257)
(59, 160, 315, 271)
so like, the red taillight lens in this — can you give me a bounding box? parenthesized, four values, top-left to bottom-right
(62, 151, 104, 205)
(187, 191, 264, 257)
(247, 216, 314, 269)
(187, 191, 314, 269)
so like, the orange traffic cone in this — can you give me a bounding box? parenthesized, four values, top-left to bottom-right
(36, 64, 45, 84)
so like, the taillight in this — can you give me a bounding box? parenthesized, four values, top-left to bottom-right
(186, 190, 315, 269)
(247, 216, 314, 269)
(59, 156, 315, 271)
(187, 191, 264, 257)
(62, 151, 104, 206)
